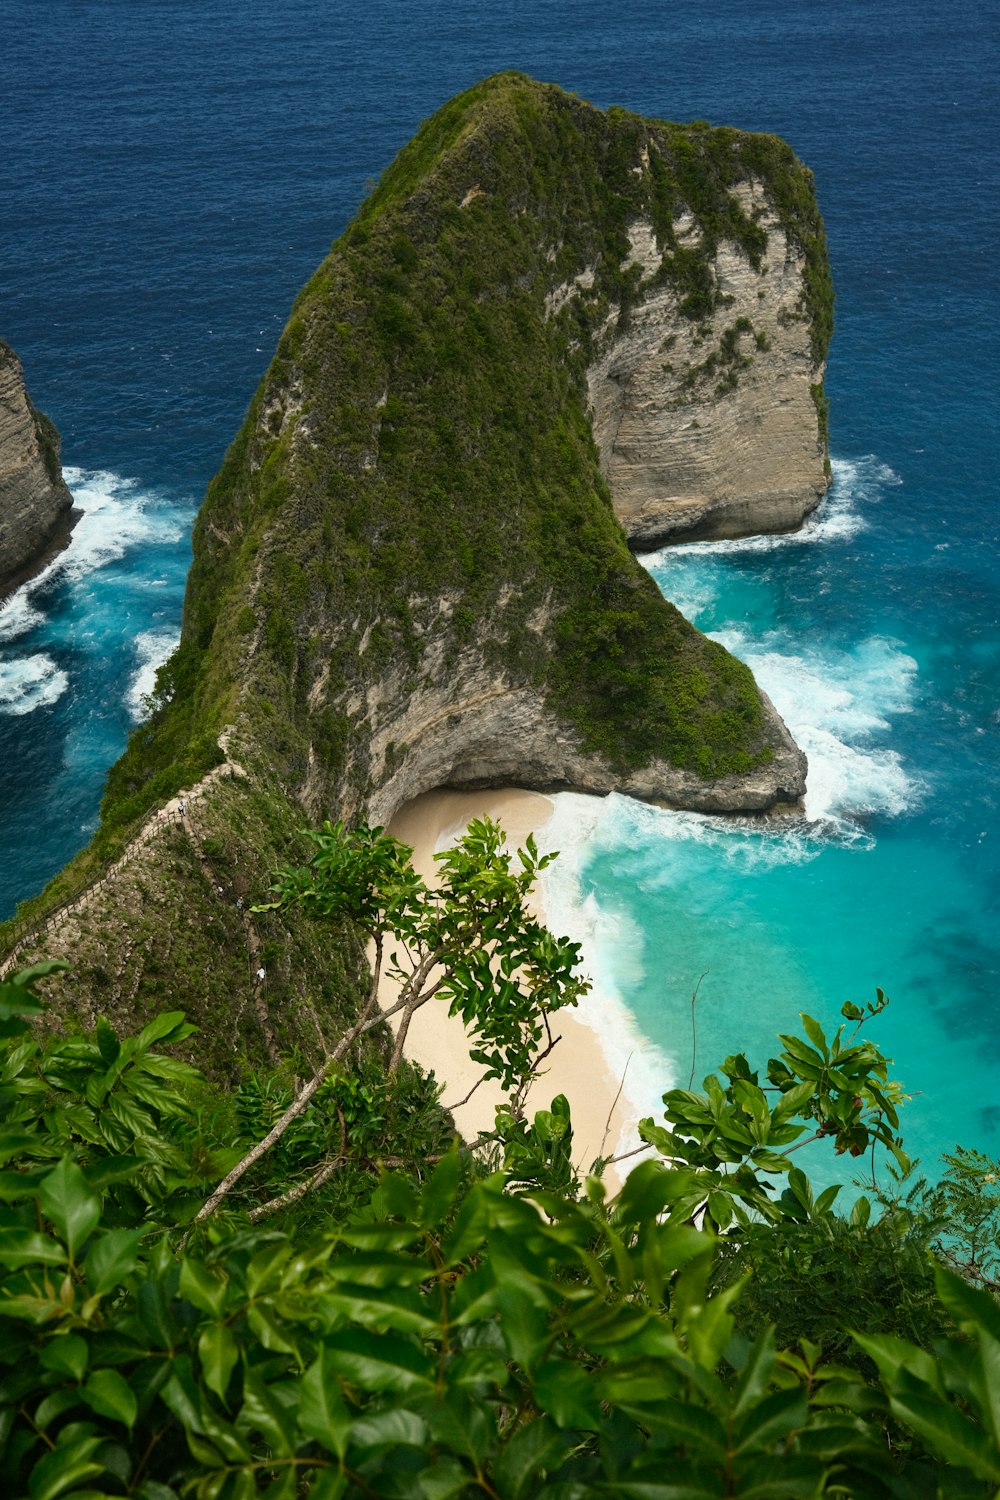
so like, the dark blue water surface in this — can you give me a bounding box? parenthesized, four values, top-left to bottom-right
(2, 0, 999, 1174)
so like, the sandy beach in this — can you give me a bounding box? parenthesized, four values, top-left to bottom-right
(386, 787, 649, 1187)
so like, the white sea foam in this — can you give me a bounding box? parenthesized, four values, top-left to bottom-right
(0, 468, 186, 644)
(0, 591, 46, 645)
(126, 628, 181, 720)
(644, 454, 897, 571)
(0, 654, 68, 715)
(0, 468, 189, 717)
(724, 631, 922, 828)
(535, 794, 680, 1157)
(60, 468, 186, 581)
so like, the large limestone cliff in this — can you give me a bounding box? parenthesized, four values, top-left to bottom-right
(3, 76, 833, 1065)
(123, 73, 825, 837)
(586, 190, 830, 547)
(0, 340, 76, 595)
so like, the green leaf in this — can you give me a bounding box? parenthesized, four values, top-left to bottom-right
(771, 1081, 815, 1124)
(301, 1471, 347, 1500)
(349, 1406, 429, 1449)
(493, 1416, 567, 1500)
(135, 1011, 196, 1051)
(419, 1145, 461, 1227)
(889, 1388, 1000, 1482)
(934, 1265, 1000, 1344)
(198, 1321, 239, 1402)
(323, 1328, 436, 1395)
(418, 1460, 472, 1500)
(240, 1371, 296, 1457)
(797, 1014, 827, 1062)
(34, 1388, 83, 1431)
(40, 1334, 89, 1382)
(731, 1327, 776, 1419)
(95, 1017, 120, 1067)
(84, 1229, 145, 1295)
(39, 1158, 101, 1258)
(0, 1229, 68, 1269)
(179, 1257, 229, 1317)
(246, 1300, 299, 1357)
(734, 1387, 808, 1453)
(82, 1368, 138, 1430)
(28, 1435, 104, 1500)
(299, 1346, 352, 1458)
(533, 1359, 602, 1430)
(320, 1283, 437, 1336)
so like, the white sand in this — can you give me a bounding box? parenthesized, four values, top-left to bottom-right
(385, 787, 649, 1187)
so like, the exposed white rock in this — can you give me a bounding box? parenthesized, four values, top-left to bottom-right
(584, 191, 829, 547)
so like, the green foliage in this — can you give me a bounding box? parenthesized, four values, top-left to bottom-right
(639, 990, 909, 1232)
(912, 1146, 1000, 1289)
(2, 965, 1000, 1494)
(268, 817, 589, 1094)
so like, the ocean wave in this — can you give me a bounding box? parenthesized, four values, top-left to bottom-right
(0, 468, 188, 644)
(727, 632, 922, 827)
(0, 591, 46, 645)
(536, 794, 679, 1155)
(0, 654, 69, 716)
(60, 468, 187, 580)
(125, 627, 181, 721)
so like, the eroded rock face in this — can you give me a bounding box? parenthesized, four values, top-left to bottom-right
(0, 340, 76, 596)
(584, 186, 829, 548)
(291, 602, 807, 831)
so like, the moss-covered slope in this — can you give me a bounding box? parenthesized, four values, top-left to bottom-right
(102, 73, 822, 846)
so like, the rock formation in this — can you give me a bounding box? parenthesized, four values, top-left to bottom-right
(101, 75, 830, 836)
(0, 340, 76, 596)
(3, 75, 835, 1061)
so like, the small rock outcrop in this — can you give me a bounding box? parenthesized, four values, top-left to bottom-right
(0, 340, 76, 596)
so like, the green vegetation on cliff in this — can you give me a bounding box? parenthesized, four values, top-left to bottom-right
(100, 71, 830, 834)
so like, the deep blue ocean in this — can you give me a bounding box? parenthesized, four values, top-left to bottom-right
(2, 0, 998, 1179)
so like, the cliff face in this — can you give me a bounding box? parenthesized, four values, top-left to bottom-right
(0, 340, 76, 595)
(586, 188, 830, 547)
(100, 74, 831, 842)
(3, 76, 834, 1064)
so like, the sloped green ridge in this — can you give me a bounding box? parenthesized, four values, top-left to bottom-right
(101, 71, 831, 835)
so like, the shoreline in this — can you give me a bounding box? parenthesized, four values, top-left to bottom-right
(386, 787, 653, 1187)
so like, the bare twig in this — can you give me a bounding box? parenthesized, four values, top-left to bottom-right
(443, 1073, 490, 1112)
(247, 1109, 347, 1222)
(688, 971, 709, 1090)
(599, 1054, 632, 1161)
(604, 1141, 653, 1168)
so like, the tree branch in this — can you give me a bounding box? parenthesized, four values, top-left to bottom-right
(247, 1110, 347, 1222)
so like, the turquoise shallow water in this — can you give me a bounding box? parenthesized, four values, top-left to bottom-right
(1, 0, 998, 1178)
(538, 452, 1000, 1177)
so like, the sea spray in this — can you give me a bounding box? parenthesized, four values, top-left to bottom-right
(126, 628, 182, 721)
(0, 468, 189, 722)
